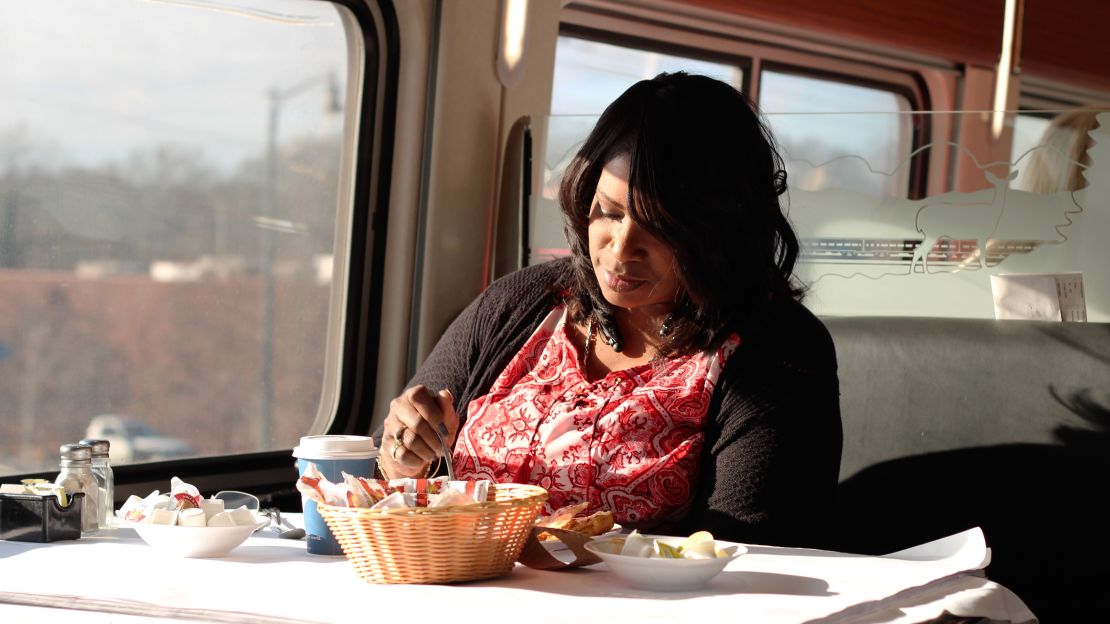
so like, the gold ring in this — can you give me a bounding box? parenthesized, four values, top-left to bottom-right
(391, 440, 403, 461)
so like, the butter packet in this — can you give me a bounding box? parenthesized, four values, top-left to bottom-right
(0, 480, 70, 507)
(170, 476, 203, 510)
(117, 490, 168, 524)
(296, 464, 489, 510)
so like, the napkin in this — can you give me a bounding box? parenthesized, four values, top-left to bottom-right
(517, 526, 602, 569)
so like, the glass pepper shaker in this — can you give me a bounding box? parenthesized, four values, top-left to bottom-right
(54, 443, 99, 534)
(80, 438, 115, 529)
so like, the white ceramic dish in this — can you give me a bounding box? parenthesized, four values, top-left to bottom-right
(128, 518, 268, 557)
(595, 523, 623, 540)
(584, 535, 746, 591)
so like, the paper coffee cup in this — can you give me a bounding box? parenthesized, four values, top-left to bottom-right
(293, 435, 378, 555)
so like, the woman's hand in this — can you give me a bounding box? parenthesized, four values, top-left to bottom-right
(380, 385, 458, 478)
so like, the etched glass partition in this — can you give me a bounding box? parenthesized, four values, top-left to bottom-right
(530, 109, 1109, 321)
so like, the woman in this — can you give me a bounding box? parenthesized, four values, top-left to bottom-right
(378, 72, 842, 546)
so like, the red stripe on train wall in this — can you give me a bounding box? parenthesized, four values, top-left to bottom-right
(685, 0, 1004, 66)
(1022, 0, 1110, 93)
(686, 0, 1110, 93)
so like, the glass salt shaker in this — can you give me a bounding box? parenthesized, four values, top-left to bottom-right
(54, 443, 99, 534)
(80, 438, 114, 529)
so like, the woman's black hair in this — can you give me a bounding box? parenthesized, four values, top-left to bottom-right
(558, 71, 801, 357)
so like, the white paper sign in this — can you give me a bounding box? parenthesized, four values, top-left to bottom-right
(1055, 272, 1088, 322)
(990, 272, 1087, 321)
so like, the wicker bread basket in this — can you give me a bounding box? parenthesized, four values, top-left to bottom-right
(317, 483, 547, 584)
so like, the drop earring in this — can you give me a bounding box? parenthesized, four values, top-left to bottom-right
(659, 311, 677, 337)
(597, 313, 623, 353)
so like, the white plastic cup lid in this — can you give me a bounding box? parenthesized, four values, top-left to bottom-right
(292, 435, 378, 459)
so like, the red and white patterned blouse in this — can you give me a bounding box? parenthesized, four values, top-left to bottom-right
(452, 307, 739, 526)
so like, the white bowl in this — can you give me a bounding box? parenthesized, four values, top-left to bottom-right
(584, 535, 746, 591)
(128, 518, 268, 557)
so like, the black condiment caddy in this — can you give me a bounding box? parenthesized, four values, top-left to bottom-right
(0, 492, 84, 542)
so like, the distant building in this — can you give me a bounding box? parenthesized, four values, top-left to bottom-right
(150, 255, 247, 282)
(75, 260, 148, 278)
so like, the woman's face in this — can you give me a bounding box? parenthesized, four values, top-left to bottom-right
(588, 154, 681, 313)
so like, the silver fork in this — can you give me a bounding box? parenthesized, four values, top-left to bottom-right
(434, 422, 456, 481)
(261, 508, 305, 539)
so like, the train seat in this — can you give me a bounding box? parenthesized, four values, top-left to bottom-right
(824, 316, 1110, 621)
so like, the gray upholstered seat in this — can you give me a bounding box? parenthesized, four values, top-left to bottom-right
(824, 317, 1110, 622)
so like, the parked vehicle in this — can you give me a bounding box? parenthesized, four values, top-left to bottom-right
(84, 415, 195, 464)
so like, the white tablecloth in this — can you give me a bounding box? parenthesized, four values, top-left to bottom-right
(0, 523, 1036, 624)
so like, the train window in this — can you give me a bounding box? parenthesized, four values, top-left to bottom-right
(532, 34, 743, 265)
(531, 30, 921, 267)
(551, 36, 743, 115)
(0, 0, 365, 476)
(759, 69, 914, 198)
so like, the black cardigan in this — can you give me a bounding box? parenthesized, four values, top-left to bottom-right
(406, 258, 842, 547)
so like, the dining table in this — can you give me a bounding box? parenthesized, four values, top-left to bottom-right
(0, 515, 1036, 624)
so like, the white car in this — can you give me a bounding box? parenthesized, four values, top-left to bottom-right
(84, 415, 195, 464)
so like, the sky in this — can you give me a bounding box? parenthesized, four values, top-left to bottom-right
(0, 0, 350, 174)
